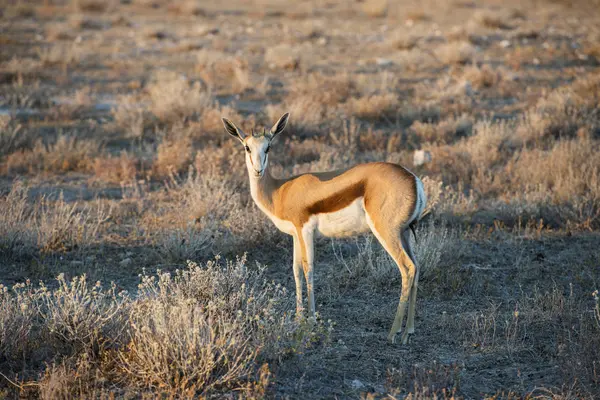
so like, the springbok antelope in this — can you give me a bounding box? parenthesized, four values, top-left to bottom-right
(222, 113, 427, 344)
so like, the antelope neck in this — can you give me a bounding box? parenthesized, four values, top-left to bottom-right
(248, 168, 279, 214)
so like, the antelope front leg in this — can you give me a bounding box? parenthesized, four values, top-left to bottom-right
(298, 226, 316, 318)
(292, 234, 304, 317)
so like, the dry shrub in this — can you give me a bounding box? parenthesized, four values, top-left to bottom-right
(346, 93, 399, 120)
(355, 70, 401, 96)
(388, 32, 418, 50)
(410, 114, 473, 145)
(405, 9, 430, 23)
(414, 218, 460, 280)
(0, 281, 38, 361)
(517, 85, 598, 146)
(193, 141, 245, 184)
(332, 235, 396, 287)
(112, 94, 146, 138)
(0, 182, 35, 258)
(264, 44, 301, 70)
(45, 24, 77, 41)
(50, 87, 94, 121)
(146, 71, 213, 124)
(37, 43, 83, 67)
(197, 104, 242, 137)
(5, 135, 98, 175)
(461, 64, 505, 89)
(157, 225, 210, 263)
(0, 257, 328, 398)
(68, 14, 109, 30)
(289, 72, 356, 106)
(329, 117, 362, 154)
(92, 152, 138, 184)
(5, 3, 37, 18)
(507, 137, 600, 204)
(180, 172, 276, 248)
(472, 10, 514, 30)
(435, 41, 477, 65)
(117, 257, 319, 396)
(361, 0, 388, 18)
(386, 362, 461, 398)
(331, 218, 458, 288)
(0, 56, 43, 81)
(463, 286, 600, 389)
(38, 355, 107, 400)
(196, 50, 250, 94)
(0, 182, 110, 257)
(73, 0, 116, 13)
(0, 115, 35, 156)
(37, 194, 110, 254)
(154, 137, 193, 177)
(37, 274, 124, 353)
(427, 120, 512, 188)
(265, 96, 328, 136)
(461, 120, 512, 168)
(279, 138, 333, 167)
(167, 0, 206, 16)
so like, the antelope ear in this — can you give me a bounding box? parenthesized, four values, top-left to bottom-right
(269, 112, 289, 140)
(222, 117, 246, 142)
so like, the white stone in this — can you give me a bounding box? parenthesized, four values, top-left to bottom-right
(413, 150, 432, 167)
(351, 379, 365, 390)
(120, 258, 133, 267)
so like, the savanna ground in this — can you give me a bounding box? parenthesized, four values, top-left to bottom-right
(1, 0, 600, 398)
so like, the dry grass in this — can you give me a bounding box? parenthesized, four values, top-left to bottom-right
(410, 114, 473, 145)
(154, 136, 193, 177)
(5, 135, 98, 175)
(361, 0, 388, 18)
(0, 115, 35, 156)
(73, 0, 116, 13)
(345, 93, 399, 120)
(1, 0, 600, 397)
(0, 182, 109, 258)
(266, 96, 329, 136)
(460, 64, 506, 89)
(264, 44, 301, 70)
(472, 10, 514, 30)
(146, 71, 213, 124)
(37, 44, 83, 68)
(435, 41, 477, 65)
(112, 94, 146, 138)
(92, 152, 138, 184)
(196, 50, 250, 94)
(0, 257, 328, 397)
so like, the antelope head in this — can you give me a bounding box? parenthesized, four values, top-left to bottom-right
(222, 112, 289, 178)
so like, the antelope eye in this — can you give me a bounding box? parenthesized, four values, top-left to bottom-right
(265, 146, 270, 154)
(245, 146, 250, 153)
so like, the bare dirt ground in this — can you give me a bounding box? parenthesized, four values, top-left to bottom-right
(1, 0, 599, 398)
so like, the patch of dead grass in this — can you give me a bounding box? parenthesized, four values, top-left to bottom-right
(146, 71, 213, 124)
(93, 152, 138, 184)
(264, 44, 301, 70)
(5, 135, 99, 175)
(345, 93, 399, 120)
(435, 41, 477, 65)
(154, 136, 193, 178)
(361, 0, 388, 18)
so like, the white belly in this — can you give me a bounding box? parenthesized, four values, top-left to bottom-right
(316, 197, 370, 238)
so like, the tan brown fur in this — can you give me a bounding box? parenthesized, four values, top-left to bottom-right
(257, 163, 417, 228)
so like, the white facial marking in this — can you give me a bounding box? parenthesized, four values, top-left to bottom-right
(244, 136, 271, 178)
